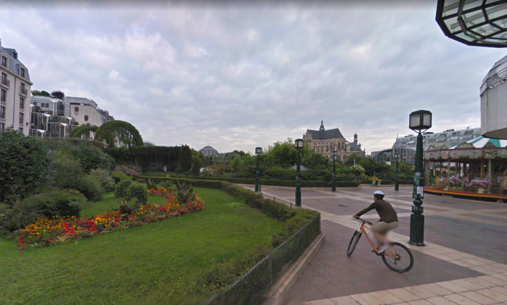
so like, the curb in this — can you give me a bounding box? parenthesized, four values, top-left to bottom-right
(265, 232, 326, 299)
(234, 184, 360, 192)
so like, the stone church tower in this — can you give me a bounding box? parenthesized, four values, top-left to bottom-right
(302, 121, 365, 161)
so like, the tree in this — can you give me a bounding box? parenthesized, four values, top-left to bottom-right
(344, 153, 363, 166)
(51, 90, 65, 99)
(191, 157, 202, 176)
(178, 145, 192, 173)
(70, 143, 115, 173)
(31, 90, 50, 97)
(229, 154, 244, 172)
(0, 130, 52, 202)
(350, 164, 365, 185)
(94, 120, 144, 148)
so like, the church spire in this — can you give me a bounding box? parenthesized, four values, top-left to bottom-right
(319, 120, 325, 132)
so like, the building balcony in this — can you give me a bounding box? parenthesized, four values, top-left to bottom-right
(1, 78, 9, 88)
(20, 88, 28, 96)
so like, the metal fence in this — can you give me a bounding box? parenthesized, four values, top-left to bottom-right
(222, 211, 321, 296)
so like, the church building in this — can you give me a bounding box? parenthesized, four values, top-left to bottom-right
(302, 121, 365, 161)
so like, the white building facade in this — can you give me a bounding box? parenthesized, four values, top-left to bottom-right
(0, 39, 32, 135)
(481, 55, 507, 140)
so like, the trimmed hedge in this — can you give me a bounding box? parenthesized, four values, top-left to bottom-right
(142, 175, 358, 188)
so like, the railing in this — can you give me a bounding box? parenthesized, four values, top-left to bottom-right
(222, 211, 321, 296)
(20, 88, 28, 95)
(1, 78, 9, 87)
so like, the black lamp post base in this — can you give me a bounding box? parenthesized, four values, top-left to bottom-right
(409, 213, 425, 246)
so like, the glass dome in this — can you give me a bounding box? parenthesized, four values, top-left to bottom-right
(436, 0, 507, 48)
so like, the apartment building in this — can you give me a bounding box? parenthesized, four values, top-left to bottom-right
(0, 39, 32, 135)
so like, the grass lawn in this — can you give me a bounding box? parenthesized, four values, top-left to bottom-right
(0, 188, 283, 304)
(82, 192, 168, 217)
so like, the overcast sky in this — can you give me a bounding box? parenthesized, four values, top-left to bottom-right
(1, 1, 505, 154)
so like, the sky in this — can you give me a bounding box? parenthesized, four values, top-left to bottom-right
(1, 0, 505, 154)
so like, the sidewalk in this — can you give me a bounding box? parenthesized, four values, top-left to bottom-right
(244, 185, 507, 305)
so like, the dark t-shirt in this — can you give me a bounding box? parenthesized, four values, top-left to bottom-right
(356, 199, 398, 223)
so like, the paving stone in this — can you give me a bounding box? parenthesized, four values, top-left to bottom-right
(386, 288, 421, 302)
(489, 287, 507, 297)
(403, 285, 438, 298)
(368, 290, 404, 304)
(460, 291, 499, 304)
(425, 296, 459, 305)
(436, 282, 470, 293)
(328, 296, 360, 305)
(406, 300, 433, 305)
(444, 294, 482, 305)
(475, 288, 507, 302)
(417, 283, 454, 296)
(350, 293, 384, 305)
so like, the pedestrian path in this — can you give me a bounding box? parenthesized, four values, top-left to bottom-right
(238, 185, 507, 305)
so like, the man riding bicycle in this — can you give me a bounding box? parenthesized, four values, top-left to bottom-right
(353, 190, 398, 253)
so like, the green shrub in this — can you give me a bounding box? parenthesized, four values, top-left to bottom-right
(178, 145, 192, 173)
(89, 169, 116, 192)
(51, 151, 84, 189)
(126, 182, 148, 205)
(115, 178, 133, 197)
(74, 175, 104, 202)
(111, 170, 128, 183)
(0, 129, 52, 202)
(70, 143, 116, 173)
(0, 189, 86, 232)
(191, 157, 202, 176)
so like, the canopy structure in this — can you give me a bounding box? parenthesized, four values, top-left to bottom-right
(436, 0, 507, 48)
(449, 136, 507, 149)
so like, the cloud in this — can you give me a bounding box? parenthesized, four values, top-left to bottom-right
(0, 3, 504, 154)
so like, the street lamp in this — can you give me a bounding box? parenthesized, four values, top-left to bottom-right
(395, 152, 400, 192)
(408, 110, 432, 246)
(332, 150, 338, 192)
(295, 139, 304, 207)
(255, 147, 263, 193)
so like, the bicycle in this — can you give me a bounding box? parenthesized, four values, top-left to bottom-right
(347, 217, 414, 273)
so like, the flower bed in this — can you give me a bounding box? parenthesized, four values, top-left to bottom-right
(16, 188, 205, 250)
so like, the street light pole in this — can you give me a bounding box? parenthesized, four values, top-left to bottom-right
(295, 139, 304, 207)
(395, 153, 399, 191)
(332, 150, 337, 192)
(255, 147, 262, 193)
(408, 110, 432, 246)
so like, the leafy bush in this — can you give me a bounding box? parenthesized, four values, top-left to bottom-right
(175, 180, 196, 204)
(0, 129, 52, 202)
(126, 182, 148, 205)
(89, 169, 116, 192)
(111, 170, 128, 183)
(0, 189, 86, 232)
(51, 151, 84, 189)
(113, 200, 141, 220)
(112, 164, 140, 179)
(74, 175, 104, 202)
(70, 144, 115, 173)
(115, 178, 133, 197)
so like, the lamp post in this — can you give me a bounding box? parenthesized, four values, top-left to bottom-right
(408, 110, 432, 246)
(255, 147, 263, 193)
(332, 150, 338, 192)
(395, 152, 400, 191)
(295, 139, 304, 207)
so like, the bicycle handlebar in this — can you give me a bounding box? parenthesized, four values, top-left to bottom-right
(353, 217, 373, 225)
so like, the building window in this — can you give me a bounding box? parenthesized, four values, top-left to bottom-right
(1, 72, 6, 84)
(21, 68, 25, 78)
(1, 89, 5, 102)
(74, 106, 79, 114)
(20, 97, 24, 109)
(19, 112, 24, 124)
(33, 102, 37, 106)
(1, 56, 6, 67)
(18, 127, 23, 133)
(0, 122, 4, 131)
(84, 114, 89, 121)
(0, 106, 5, 118)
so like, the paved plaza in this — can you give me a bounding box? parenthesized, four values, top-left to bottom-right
(240, 185, 507, 305)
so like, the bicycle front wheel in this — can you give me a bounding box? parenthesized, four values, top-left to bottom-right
(347, 231, 362, 257)
(382, 242, 414, 273)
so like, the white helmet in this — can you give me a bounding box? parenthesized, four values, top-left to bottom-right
(373, 190, 384, 196)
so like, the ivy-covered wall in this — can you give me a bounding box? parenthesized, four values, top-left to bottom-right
(104, 146, 191, 172)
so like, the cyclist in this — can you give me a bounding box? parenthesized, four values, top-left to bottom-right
(353, 190, 398, 253)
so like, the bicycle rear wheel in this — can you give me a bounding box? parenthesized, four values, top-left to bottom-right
(347, 231, 362, 257)
(381, 242, 414, 273)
